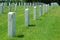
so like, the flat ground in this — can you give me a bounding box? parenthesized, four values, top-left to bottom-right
(0, 6, 60, 40)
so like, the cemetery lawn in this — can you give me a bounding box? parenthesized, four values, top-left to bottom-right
(0, 6, 60, 40)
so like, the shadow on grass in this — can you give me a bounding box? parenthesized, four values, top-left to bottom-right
(37, 18, 42, 20)
(28, 24, 36, 27)
(17, 35, 24, 38)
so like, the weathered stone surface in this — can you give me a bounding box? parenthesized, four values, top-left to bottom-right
(8, 12, 16, 37)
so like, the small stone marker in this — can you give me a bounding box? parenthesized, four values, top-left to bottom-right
(9, 2, 11, 12)
(4, 2, 7, 7)
(30, 3, 31, 6)
(25, 8, 30, 26)
(19, 2, 20, 6)
(34, 6, 37, 20)
(15, 3, 17, 12)
(47, 4, 49, 11)
(24, 3, 26, 8)
(8, 12, 16, 37)
(40, 5, 42, 16)
(1, 3, 4, 13)
(45, 4, 48, 12)
(26, 3, 29, 8)
(33, 3, 35, 6)
(51, 3, 55, 7)
(43, 4, 46, 14)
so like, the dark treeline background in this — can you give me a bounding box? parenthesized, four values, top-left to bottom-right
(1, 0, 60, 5)
(26, 0, 60, 4)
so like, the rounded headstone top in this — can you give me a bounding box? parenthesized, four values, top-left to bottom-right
(40, 5, 42, 7)
(34, 6, 36, 8)
(8, 12, 15, 14)
(25, 8, 29, 10)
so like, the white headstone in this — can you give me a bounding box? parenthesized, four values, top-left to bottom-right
(33, 3, 35, 6)
(1, 3, 4, 13)
(9, 2, 11, 12)
(8, 12, 16, 37)
(24, 3, 26, 7)
(40, 5, 42, 16)
(15, 3, 17, 12)
(43, 4, 45, 14)
(34, 6, 37, 20)
(0, 3, 4, 14)
(30, 3, 31, 6)
(53, 2, 59, 6)
(4, 2, 7, 7)
(19, 2, 20, 6)
(25, 8, 30, 26)
(47, 4, 50, 11)
(45, 4, 48, 12)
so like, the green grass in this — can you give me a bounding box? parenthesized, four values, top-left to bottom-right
(0, 6, 60, 40)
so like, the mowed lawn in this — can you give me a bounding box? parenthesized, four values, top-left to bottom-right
(0, 6, 60, 40)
